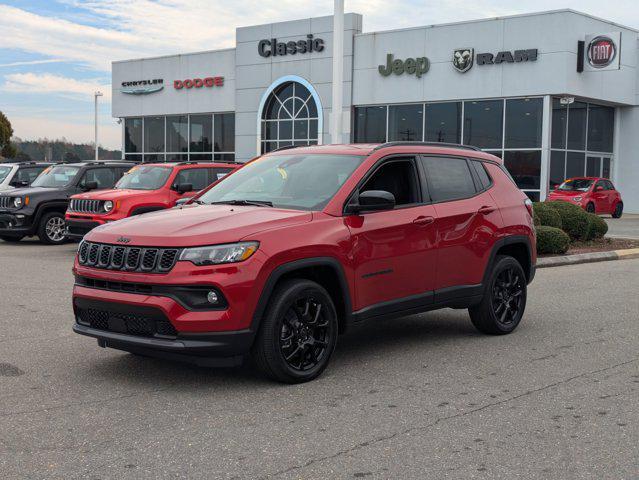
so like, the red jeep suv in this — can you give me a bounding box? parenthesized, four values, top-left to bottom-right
(65, 161, 238, 240)
(72, 143, 536, 383)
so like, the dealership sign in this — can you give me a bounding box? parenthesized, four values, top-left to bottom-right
(258, 34, 324, 57)
(453, 48, 538, 73)
(174, 76, 224, 89)
(378, 54, 430, 78)
(121, 79, 164, 95)
(584, 32, 621, 71)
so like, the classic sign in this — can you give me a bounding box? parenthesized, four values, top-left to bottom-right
(378, 54, 430, 78)
(258, 34, 324, 57)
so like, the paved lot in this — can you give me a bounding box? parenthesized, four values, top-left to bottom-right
(605, 213, 639, 239)
(0, 239, 638, 479)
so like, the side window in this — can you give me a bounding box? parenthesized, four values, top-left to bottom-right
(208, 167, 233, 183)
(471, 161, 492, 190)
(421, 156, 477, 202)
(16, 167, 44, 184)
(605, 180, 615, 191)
(81, 168, 116, 189)
(175, 168, 211, 191)
(360, 159, 420, 207)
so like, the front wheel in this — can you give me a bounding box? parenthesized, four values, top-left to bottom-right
(612, 202, 623, 219)
(37, 212, 67, 245)
(469, 255, 527, 335)
(251, 279, 338, 383)
(586, 202, 595, 214)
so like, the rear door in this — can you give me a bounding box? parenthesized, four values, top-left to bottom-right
(420, 156, 501, 294)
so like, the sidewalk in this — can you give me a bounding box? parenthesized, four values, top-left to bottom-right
(605, 213, 639, 240)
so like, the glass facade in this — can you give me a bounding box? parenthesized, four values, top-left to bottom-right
(124, 113, 235, 162)
(549, 98, 614, 189)
(353, 97, 544, 200)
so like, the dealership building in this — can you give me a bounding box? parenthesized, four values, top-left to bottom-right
(112, 9, 639, 212)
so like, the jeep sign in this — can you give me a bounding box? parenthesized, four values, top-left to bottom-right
(378, 54, 430, 78)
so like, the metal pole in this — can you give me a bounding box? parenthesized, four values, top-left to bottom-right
(94, 91, 103, 160)
(330, 0, 344, 144)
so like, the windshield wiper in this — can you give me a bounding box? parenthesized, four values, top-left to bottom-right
(208, 199, 273, 207)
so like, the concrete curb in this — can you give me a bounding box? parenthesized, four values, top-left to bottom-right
(537, 248, 639, 269)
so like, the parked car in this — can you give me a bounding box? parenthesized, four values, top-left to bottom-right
(72, 142, 536, 383)
(0, 161, 134, 244)
(0, 161, 51, 192)
(547, 177, 623, 218)
(65, 161, 239, 240)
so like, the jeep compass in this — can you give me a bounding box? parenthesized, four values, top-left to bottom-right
(72, 143, 536, 383)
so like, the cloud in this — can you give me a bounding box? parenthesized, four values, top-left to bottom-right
(0, 59, 66, 68)
(1, 73, 111, 101)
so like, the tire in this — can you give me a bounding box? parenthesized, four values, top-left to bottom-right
(586, 202, 595, 214)
(612, 202, 623, 219)
(37, 212, 67, 245)
(0, 236, 24, 243)
(251, 279, 338, 384)
(469, 255, 527, 335)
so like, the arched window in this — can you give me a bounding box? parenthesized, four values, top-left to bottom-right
(259, 80, 321, 153)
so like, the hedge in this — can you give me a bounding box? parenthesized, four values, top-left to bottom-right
(587, 213, 608, 240)
(532, 202, 562, 229)
(545, 201, 591, 241)
(536, 226, 571, 254)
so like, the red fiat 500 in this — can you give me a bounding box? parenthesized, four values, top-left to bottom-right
(547, 177, 623, 218)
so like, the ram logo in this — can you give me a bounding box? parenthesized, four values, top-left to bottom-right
(453, 48, 474, 73)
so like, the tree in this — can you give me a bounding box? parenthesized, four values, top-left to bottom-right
(0, 111, 14, 158)
(64, 151, 81, 162)
(1, 142, 17, 159)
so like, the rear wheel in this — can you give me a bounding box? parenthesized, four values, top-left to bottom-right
(251, 279, 338, 383)
(586, 202, 595, 214)
(612, 202, 623, 219)
(37, 212, 67, 245)
(469, 255, 527, 335)
(0, 236, 24, 243)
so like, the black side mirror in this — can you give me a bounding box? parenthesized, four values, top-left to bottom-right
(347, 190, 396, 214)
(175, 183, 193, 194)
(82, 181, 99, 191)
(10, 180, 29, 187)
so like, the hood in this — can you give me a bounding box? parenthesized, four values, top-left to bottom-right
(0, 186, 60, 197)
(549, 189, 587, 198)
(86, 204, 313, 247)
(71, 189, 154, 201)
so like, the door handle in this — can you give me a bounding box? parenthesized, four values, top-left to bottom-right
(478, 205, 496, 215)
(413, 215, 434, 226)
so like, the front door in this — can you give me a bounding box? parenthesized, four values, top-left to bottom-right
(346, 157, 437, 312)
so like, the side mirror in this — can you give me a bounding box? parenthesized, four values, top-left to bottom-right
(347, 190, 396, 214)
(595, 185, 604, 192)
(82, 181, 99, 191)
(10, 180, 29, 188)
(175, 197, 192, 206)
(175, 183, 193, 194)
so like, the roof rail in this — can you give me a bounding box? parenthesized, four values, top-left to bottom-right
(372, 141, 482, 152)
(175, 159, 238, 166)
(271, 145, 300, 153)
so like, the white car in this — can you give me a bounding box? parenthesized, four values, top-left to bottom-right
(0, 162, 51, 192)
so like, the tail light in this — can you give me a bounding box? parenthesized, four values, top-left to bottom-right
(524, 198, 533, 217)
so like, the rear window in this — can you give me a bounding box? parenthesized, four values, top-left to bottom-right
(421, 156, 477, 202)
(471, 161, 492, 190)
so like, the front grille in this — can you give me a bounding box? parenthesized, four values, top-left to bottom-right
(0, 196, 12, 209)
(76, 307, 177, 338)
(69, 198, 105, 214)
(78, 241, 180, 273)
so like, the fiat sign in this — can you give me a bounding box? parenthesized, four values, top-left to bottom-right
(584, 32, 621, 71)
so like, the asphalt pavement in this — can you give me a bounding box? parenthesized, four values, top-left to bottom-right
(605, 213, 639, 239)
(0, 239, 637, 479)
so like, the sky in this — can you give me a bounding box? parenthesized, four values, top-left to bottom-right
(0, 0, 637, 150)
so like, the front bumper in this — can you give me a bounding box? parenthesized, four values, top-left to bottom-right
(0, 212, 34, 237)
(65, 219, 103, 240)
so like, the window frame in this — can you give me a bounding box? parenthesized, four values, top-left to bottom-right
(418, 154, 486, 205)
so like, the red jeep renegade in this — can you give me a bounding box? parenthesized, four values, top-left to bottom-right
(72, 143, 536, 383)
(65, 161, 238, 240)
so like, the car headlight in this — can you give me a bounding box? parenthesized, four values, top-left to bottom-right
(103, 200, 114, 212)
(13, 197, 23, 208)
(179, 241, 259, 266)
(573, 196, 582, 202)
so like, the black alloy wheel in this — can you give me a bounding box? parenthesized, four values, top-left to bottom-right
(612, 202, 623, 219)
(252, 279, 338, 383)
(586, 202, 595, 214)
(469, 255, 527, 335)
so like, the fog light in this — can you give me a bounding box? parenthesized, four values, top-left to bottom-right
(207, 291, 219, 304)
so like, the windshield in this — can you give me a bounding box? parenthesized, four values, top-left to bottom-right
(557, 179, 593, 192)
(198, 154, 365, 211)
(115, 165, 172, 190)
(31, 165, 80, 188)
(0, 166, 12, 183)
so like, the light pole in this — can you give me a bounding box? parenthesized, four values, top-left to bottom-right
(94, 91, 103, 161)
(330, 0, 344, 144)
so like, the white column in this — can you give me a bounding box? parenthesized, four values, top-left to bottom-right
(94, 91, 103, 161)
(330, 0, 344, 145)
(540, 95, 552, 201)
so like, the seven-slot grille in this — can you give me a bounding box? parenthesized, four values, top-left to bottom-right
(78, 241, 181, 273)
(69, 198, 105, 214)
(0, 196, 12, 209)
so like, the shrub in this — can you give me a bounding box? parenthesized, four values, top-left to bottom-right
(532, 202, 562, 229)
(587, 213, 608, 239)
(545, 201, 591, 241)
(536, 226, 570, 254)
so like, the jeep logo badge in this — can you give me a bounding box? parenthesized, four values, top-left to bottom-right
(116, 236, 131, 243)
